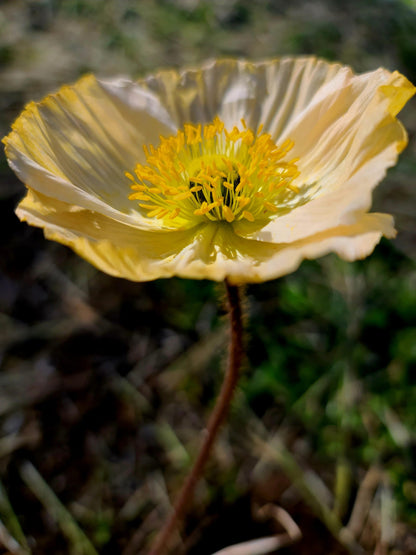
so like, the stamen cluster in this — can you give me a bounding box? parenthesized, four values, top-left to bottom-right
(127, 117, 300, 228)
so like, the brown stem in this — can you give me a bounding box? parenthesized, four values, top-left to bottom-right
(148, 279, 244, 555)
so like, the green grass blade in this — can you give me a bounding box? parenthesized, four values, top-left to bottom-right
(20, 462, 98, 555)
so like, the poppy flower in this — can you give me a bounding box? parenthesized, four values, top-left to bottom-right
(4, 57, 414, 283)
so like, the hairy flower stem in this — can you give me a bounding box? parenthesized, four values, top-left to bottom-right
(149, 280, 244, 555)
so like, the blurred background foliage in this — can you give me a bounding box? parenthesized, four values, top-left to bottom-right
(0, 0, 416, 553)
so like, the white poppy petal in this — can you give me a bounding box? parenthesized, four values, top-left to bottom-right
(140, 59, 266, 129)
(16, 188, 202, 281)
(4, 74, 177, 229)
(234, 66, 414, 244)
(169, 213, 396, 283)
(17, 188, 395, 283)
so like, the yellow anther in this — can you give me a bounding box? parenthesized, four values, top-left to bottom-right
(273, 179, 287, 190)
(264, 201, 278, 212)
(206, 201, 220, 212)
(242, 210, 255, 222)
(148, 207, 164, 217)
(169, 208, 181, 219)
(130, 184, 147, 192)
(164, 188, 180, 196)
(222, 157, 234, 172)
(236, 197, 251, 208)
(222, 205, 235, 223)
(139, 203, 160, 210)
(242, 130, 254, 145)
(194, 201, 208, 216)
(235, 181, 245, 193)
(173, 191, 193, 201)
(129, 192, 151, 201)
(200, 173, 215, 183)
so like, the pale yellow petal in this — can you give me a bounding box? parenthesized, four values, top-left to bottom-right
(173, 213, 396, 284)
(140, 58, 354, 130)
(17, 188, 196, 249)
(3, 75, 176, 229)
(137, 57, 378, 132)
(234, 66, 414, 243)
(278, 68, 414, 186)
(5, 59, 413, 284)
(139, 58, 414, 246)
(15, 188, 396, 283)
(139, 58, 267, 129)
(16, 188, 201, 281)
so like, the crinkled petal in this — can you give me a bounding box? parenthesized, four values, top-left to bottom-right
(233, 65, 414, 242)
(4, 58, 414, 283)
(16, 188, 200, 279)
(234, 131, 404, 243)
(177, 213, 396, 284)
(3, 74, 177, 229)
(139, 58, 414, 245)
(140, 58, 267, 129)
(138, 57, 410, 138)
(275, 67, 414, 198)
(139, 58, 349, 129)
(16, 188, 395, 283)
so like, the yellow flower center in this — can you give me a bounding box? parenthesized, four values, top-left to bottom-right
(127, 117, 300, 229)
